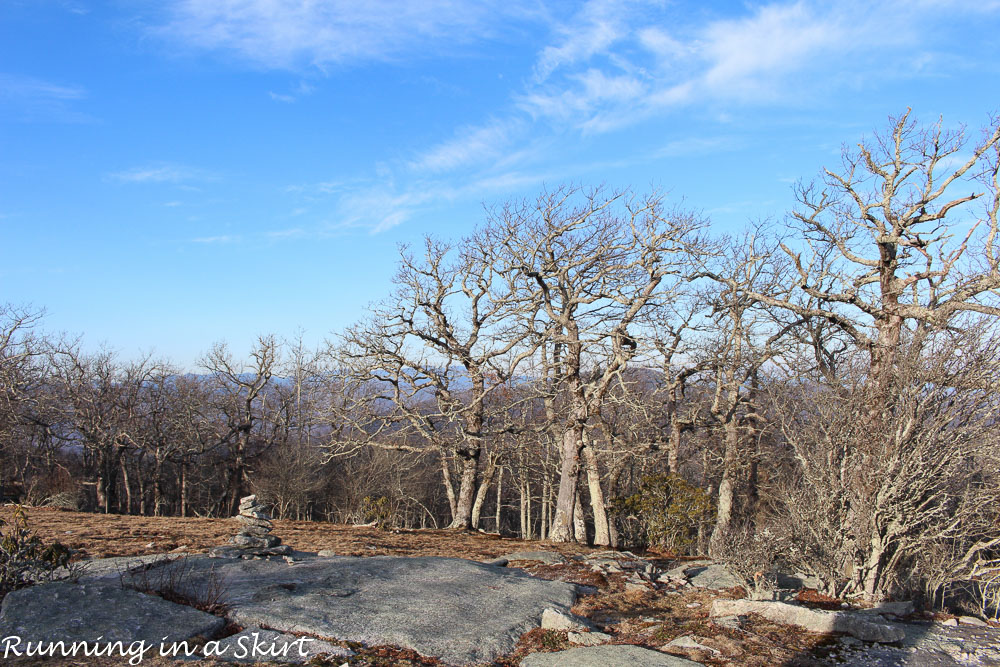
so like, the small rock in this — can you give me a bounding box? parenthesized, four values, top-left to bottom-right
(625, 582, 648, 593)
(505, 551, 566, 564)
(521, 644, 703, 666)
(568, 631, 611, 646)
(941, 618, 959, 627)
(484, 557, 509, 567)
(231, 534, 281, 548)
(686, 602, 701, 608)
(959, 616, 987, 627)
(317, 549, 337, 557)
(666, 635, 720, 655)
(859, 601, 915, 617)
(541, 608, 596, 632)
(712, 615, 743, 630)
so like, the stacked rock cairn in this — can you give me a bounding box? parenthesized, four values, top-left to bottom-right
(209, 494, 292, 558)
(233, 495, 280, 548)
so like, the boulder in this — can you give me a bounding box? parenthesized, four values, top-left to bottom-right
(959, 616, 988, 627)
(157, 554, 578, 666)
(0, 581, 225, 646)
(710, 599, 905, 643)
(236, 515, 272, 529)
(686, 564, 741, 590)
(521, 644, 703, 666)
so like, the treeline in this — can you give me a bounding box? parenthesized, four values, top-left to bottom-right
(2, 111, 1000, 610)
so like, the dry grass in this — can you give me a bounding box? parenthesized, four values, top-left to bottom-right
(0, 505, 599, 562)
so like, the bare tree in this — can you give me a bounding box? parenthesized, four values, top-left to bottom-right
(768, 323, 1000, 601)
(734, 111, 1000, 395)
(490, 186, 705, 543)
(336, 236, 534, 530)
(200, 335, 286, 516)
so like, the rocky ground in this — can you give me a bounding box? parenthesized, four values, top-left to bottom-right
(2, 506, 998, 666)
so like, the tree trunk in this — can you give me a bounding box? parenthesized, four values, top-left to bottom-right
(450, 451, 478, 529)
(178, 462, 188, 518)
(582, 443, 611, 547)
(549, 425, 584, 542)
(470, 458, 497, 529)
(153, 455, 165, 517)
(440, 451, 458, 521)
(572, 478, 587, 544)
(518, 479, 531, 540)
(709, 419, 739, 558)
(494, 467, 503, 534)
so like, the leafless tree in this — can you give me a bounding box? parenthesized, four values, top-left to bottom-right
(200, 335, 287, 516)
(489, 185, 705, 543)
(336, 236, 535, 529)
(767, 323, 1000, 601)
(734, 110, 1000, 396)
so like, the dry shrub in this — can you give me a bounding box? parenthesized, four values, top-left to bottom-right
(0, 504, 72, 600)
(712, 522, 780, 600)
(120, 557, 229, 615)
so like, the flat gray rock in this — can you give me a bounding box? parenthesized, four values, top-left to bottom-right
(663, 560, 712, 579)
(686, 564, 741, 590)
(711, 599, 905, 643)
(41, 554, 182, 584)
(521, 645, 703, 666)
(505, 550, 566, 564)
(193, 628, 353, 663)
(157, 554, 577, 666)
(0, 581, 226, 645)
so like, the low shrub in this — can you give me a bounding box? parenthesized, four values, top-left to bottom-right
(611, 473, 712, 554)
(0, 505, 72, 601)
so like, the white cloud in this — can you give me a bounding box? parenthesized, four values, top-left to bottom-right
(533, 0, 627, 82)
(157, 0, 535, 69)
(110, 164, 212, 184)
(0, 73, 89, 122)
(515, 0, 957, 130)
(410, 119, 523, 173)
(192, 235, 239, 244)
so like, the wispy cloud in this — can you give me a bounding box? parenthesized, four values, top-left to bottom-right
(156, 0, 536, 70)
(410, 118, 524, 173)
(0, 73, 89, 122)
(109, 163, 214, 184)
(191, 234, 239, 244)
(516, 0, 973, 131)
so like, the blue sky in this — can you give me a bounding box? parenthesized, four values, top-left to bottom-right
(2, 0, 999, 368)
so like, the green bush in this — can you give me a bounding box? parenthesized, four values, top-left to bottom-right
(611, 473, 712, 554)
(361, 495, 397, 530)
(0, 505, 71, 600)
